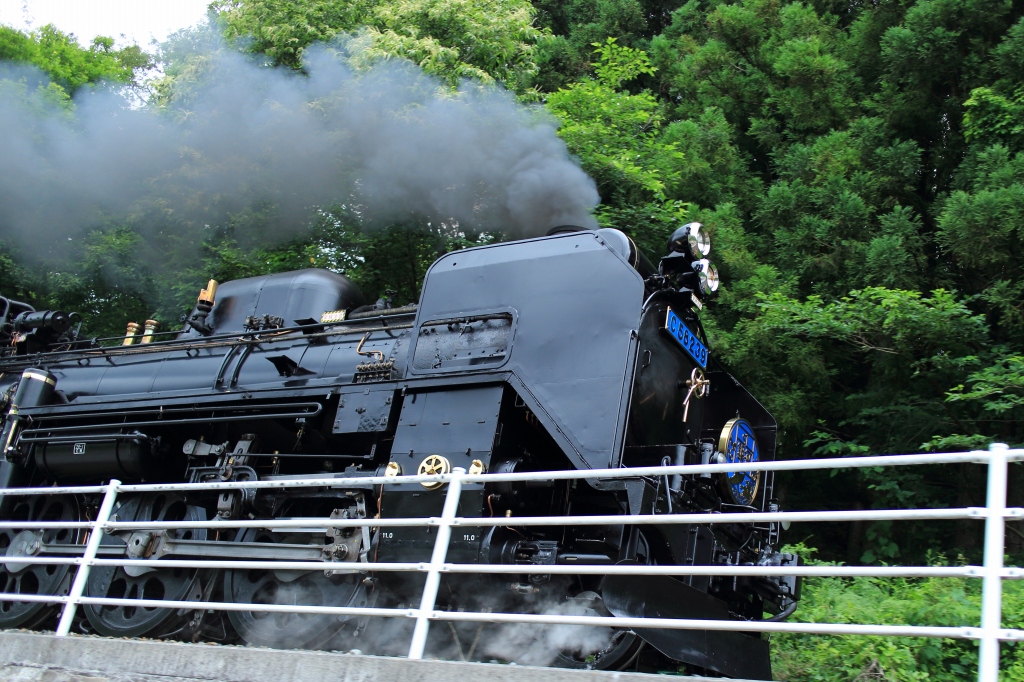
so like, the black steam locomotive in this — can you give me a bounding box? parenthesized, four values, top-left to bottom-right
(0, 226, 799, 678)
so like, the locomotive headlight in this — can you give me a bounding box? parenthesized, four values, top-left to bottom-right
(692, 259, 720, 294)
(668, 222, 711, 259)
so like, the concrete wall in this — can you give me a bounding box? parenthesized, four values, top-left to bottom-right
(0, 632, 736, 682)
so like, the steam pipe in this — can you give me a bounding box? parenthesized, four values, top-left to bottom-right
(348, 305, 418, 320)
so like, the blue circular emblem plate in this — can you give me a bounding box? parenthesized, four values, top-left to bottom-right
(717, 418, 761, 506)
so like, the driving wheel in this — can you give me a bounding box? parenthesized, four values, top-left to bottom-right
(554, 533, 649, 670)
(0, 494, 82, 629)
(84, 493, 209, 638)
(223, 527, 366, 649)
(553, 590, 644, 670)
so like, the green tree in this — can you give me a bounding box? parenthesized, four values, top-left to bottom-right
(0, 23, 152, 96)
(547, 39, 677, 201)
(546, 38, 687, 254)
(215, 0, 546, 93)
(529, 0, 684, 92)
(938, 146, 1024, 342)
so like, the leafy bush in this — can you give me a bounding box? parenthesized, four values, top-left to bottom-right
(772, 545, 1024, 680)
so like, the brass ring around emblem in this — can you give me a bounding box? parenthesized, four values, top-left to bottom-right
(716, 418, 762, 506)
(418, 454, 451, 490)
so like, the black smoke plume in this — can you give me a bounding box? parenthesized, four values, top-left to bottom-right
(0, 41, 599, 261)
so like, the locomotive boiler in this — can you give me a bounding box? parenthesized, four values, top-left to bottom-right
(0, 226, 799, 678)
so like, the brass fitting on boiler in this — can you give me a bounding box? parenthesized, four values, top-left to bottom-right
(141, 319, 160, 344)
(187, 279, 219, 337)
(122, 322, 141, 346)
(198, 279, 218, 306)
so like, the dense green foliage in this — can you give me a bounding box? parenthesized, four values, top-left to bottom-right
(214, 0, 545, 93)
(5, 2, 1024, 676)
(0, 23, 151, 97)
(773, 545, 1024, 681)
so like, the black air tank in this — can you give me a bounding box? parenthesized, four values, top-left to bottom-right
(34, 438, 151, 483)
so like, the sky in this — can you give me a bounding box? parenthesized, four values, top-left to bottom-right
(0, 0, 211, 48)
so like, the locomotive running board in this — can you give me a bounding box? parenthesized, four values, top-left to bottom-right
(602, 574, 772, 680)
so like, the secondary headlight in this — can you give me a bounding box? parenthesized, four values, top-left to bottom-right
(668, 222, 711, 259)
(692, 259, 719, 294)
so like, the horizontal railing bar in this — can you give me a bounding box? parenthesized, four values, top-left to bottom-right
(0, 593, 412, 618)
(0, 556, 410, 571)
(0, 485, 110, 496)
(0, 518, 429, 530)
(90, 596, 412, 618)
(458, 450, 1024, 481)
(456, 509, 982, 526)
(88, 559, 423, 571)
(0, 506, 1005, 532)
(1, 591, 1020, 642)
(2, 556, 1008, 579)
(0, 593, 69, 603)
(432, 611, 1024, 641)
(0, 522, 97, 529)
(3, 450, 1022, 497)
(441, 564, 988, 578)
(102, 518, 423, 530)
(75, 597, 410, 619)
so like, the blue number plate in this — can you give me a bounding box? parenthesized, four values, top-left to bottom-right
(665, 308, 708, 369)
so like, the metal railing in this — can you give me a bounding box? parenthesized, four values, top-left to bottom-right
(0, 443, 1021, 681)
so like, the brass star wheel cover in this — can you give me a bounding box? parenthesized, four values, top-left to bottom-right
(417, 454, 451, 490)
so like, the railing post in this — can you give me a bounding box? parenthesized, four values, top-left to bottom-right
(56, 478, 120, 636)
(408, 468, 465, 660)
(979, 444, 1008, 682)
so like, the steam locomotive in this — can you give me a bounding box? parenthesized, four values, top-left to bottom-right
(0, 226, 799, 678)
